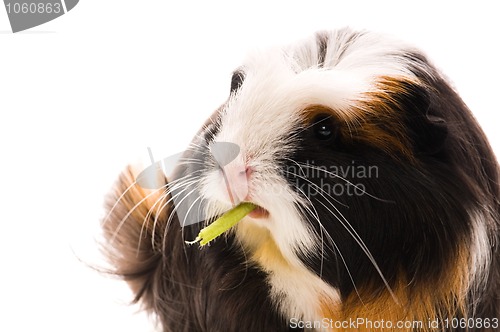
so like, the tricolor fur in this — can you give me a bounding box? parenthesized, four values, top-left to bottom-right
(102, 28, 500, 331)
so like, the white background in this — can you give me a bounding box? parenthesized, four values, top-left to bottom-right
(0, 1, 498, 331)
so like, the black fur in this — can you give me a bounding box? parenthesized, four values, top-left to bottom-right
(102, 30, 500, 331)
(230, 70, 245, 94)
(285, 61, 500, 327)
(316, 32, 329, 67)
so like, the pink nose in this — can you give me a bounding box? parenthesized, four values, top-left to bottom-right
(220, 163, 253, 205)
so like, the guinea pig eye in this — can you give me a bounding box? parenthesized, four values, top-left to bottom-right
(230, 70, 245, 94)
(312, 115, 336, 141)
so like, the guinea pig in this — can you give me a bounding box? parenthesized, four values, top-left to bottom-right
(101, 28, 500, 331)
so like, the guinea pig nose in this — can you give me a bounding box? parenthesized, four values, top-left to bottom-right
(239, 166, 253, 179)
(220, 162, 251, 205)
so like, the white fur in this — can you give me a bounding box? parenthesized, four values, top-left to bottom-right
(263, 255, 341, 331)
(199, 28, 431, 323)
(469, 210, 492, 299)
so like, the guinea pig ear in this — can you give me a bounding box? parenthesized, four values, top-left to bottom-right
(403, 85, 448, 155)
(230, 70, 245, 94)
(411, 111, 448, 155)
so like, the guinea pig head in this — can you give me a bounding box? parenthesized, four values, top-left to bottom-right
(103, 29, 499, 330)
(178, 29, 498, 323)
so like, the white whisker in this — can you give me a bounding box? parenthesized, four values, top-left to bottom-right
(102, 179, 138, 227)
(316, 198, 398, 303)
(293, 162, 392, 203)
(161, 181, 205, 254)
(137, 189, 169, 253)
(108, 184, 169, 245)
(285, 157, 395, 303)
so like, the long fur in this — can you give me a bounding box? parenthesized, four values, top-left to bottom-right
(102, 28, 500, 331)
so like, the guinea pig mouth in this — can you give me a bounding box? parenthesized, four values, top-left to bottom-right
(246, 204, 270, 219)
(207, 202, 270, 224)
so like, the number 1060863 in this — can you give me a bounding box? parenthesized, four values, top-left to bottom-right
(5, 2, 62, 14)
